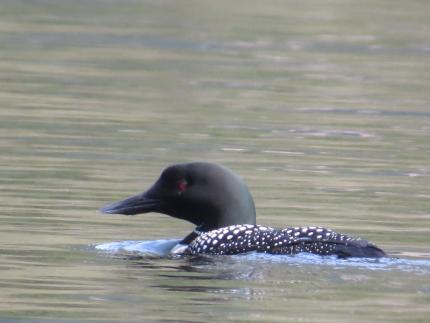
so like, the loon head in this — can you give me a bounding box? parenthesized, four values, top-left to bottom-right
(100, 162, 256, 236)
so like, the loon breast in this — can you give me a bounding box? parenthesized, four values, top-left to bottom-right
(186, 224, 386, 258)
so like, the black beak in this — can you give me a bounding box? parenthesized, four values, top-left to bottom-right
(99, 192, 162, 215)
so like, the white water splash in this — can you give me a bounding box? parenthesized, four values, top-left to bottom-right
(95, 239, 181, 257)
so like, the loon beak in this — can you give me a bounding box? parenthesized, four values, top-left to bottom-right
(100, 192, 162, 215)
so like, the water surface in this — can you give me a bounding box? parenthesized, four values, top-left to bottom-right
(0, 0, 429, 321)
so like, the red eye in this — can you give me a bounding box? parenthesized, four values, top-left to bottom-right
(178, 179, 187, 193)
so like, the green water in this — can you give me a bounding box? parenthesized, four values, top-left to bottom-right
(0, 0, 429, 321)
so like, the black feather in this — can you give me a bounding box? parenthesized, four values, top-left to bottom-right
(187, 225, 386, 258)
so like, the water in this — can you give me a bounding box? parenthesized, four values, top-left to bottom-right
(1, 0, 429, 321)
(95, 239, 430, 274)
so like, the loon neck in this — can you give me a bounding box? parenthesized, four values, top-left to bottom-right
(180, 229, 202, 244)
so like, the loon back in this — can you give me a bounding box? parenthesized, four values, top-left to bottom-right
(100, 162, 386, 258)
(187, 225, 386, 258)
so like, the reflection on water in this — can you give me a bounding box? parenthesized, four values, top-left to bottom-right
(1, 0, 429, 321)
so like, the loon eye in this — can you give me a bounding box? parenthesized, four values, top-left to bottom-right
(177, 179, 188, 193)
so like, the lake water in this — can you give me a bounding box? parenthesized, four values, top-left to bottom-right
(1, 0, 429, 322)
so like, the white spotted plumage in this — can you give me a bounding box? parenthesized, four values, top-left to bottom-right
(186, 224, 376, 257)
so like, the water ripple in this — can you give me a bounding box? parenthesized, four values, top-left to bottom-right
(94, 240, 430, 275)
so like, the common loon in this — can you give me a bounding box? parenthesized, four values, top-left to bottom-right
(100, 162, 386, 258)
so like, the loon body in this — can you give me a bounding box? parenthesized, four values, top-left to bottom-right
(101, 162, 386, 258)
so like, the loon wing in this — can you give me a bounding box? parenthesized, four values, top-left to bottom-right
(282, 226, 386, 258)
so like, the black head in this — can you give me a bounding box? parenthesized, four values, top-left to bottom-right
(100, 162, 256, 234)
